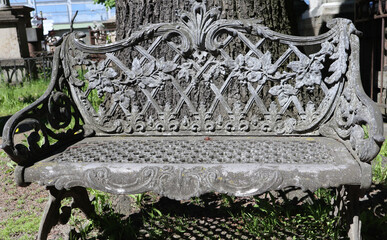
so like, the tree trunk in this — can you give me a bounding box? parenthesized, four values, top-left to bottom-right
(113, 0, 300, 120)
(115, 0, 297, 59)
(116, 0, 296, 38)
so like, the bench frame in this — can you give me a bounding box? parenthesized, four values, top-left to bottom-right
(2, 1, 385, 239)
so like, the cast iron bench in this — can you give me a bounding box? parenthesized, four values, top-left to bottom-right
(1, 2, 384, 239)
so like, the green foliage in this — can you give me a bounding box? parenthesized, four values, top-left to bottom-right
(221, 194, 235, 207)
(5, 161, 16, 174)
(361, 124, 387, 185)
(78, 69, 104, 113)
(373, 140, 387, 185)
(0, 78, 50, 116)
(65, 190, 349, 239)
(147, 207, 163, 219)
(239, 190, 343, 239)
(89, 189, 112, 214)
(93, 0, 115, 9)
(360, 206, 387, 240)
(70, 190, 137, 239)
(362, 125, 370, 139)
(129, 193, 146, 208)
(0, 151, 16, 174)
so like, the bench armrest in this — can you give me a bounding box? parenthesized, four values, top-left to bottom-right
(1, 46, 85, 166)
(321, 33, 385, 163)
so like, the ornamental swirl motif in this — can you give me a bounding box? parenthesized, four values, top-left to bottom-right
(319, 34, 385, 162)
(1, 46, 84, 166)
(42, 166, 283, 200)
(61, 1, 359, 137)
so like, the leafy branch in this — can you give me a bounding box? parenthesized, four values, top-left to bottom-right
(93, 0, 115, 10)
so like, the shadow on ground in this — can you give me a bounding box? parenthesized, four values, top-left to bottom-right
(68, 186, 387, 240)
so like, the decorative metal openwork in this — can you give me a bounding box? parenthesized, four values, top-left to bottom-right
(1, 1, 384, 166)
(61, 2, 354, 135)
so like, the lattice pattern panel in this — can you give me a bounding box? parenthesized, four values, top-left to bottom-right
(54, 138, 335, 164)
(62, 1, 356, 135)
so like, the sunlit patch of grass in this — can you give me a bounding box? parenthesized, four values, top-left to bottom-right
(373, 141, 387, 185)
(0, 78, 50, 117)
(0, 210, 41, 240)
(237, 190, 343, 239)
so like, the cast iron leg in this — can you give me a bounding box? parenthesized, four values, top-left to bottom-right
(69, 187, 95, 219)
(347, 185, 362, 240)
(37, 186, 95, 240)
(37, 187, 62, 240)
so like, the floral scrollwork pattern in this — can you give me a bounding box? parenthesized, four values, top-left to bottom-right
(2, 46, 84, 165)
(40, 166, 284, 200)
(319, 33, 384, 162)
(53, 1, 382, 149)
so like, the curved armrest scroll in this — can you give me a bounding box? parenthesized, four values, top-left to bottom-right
(325, 33, 384, 162)
(1, 46, 84, 166)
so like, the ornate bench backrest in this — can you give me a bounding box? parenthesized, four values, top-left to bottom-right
(1, 1, 384, 167)
(61, 2, 360, 136)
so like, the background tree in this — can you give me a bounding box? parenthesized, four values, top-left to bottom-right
(115, 0, 298, 35)
(94, 0, 116, 9)
(111, 0, 309, 72)
(108, 0, 307, 117)
(115, 0, 300, 58)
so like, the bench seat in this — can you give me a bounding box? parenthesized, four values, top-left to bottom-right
(21, 136, 370, 200)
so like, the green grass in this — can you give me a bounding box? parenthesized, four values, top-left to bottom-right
(373, 140, 387, 185)
(0, 78, 50, 117)
(0, 156, 42, 240)
(0, 211, 41, 240)
(236, 189, 343, 239)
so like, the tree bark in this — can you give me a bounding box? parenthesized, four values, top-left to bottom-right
(113, 0, 300, 118)
(116, 0, 297, 39)
(115, 0, 298, 61)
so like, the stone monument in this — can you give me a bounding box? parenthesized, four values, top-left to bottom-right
(299, 0, 355, 36)
(0, 0, 10, 9)
(0, 1, 33, 83)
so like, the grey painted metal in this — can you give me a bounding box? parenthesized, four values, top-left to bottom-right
(2, 3, 384, 164)
(37, 186, 95, 240)
(20, 136, 371, 200)
(52, 137, 337, 164)
(0, 1, 385, 239)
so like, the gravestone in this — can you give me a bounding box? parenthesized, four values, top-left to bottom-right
(0, 2, 33, 83)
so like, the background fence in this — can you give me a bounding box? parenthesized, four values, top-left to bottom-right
(0, 55, 53, 84)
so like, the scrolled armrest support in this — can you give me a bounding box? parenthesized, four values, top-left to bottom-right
(321, 34, 384, 162)
(1, 46, 84, 166)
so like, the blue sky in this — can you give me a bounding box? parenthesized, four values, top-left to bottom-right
(10, 0, 114, 24)
(10, 0, 309, 25)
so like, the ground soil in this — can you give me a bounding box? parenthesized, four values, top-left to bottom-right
(0, 133, 71, 239)
(0, 157, 70, 239)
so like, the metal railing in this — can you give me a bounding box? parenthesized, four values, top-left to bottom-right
(355, 0, 387, 114)
(0, 55, 53, 84)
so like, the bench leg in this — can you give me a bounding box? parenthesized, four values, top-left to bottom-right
(37, 186, 95, 240)
(346, 185, 362, 240)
